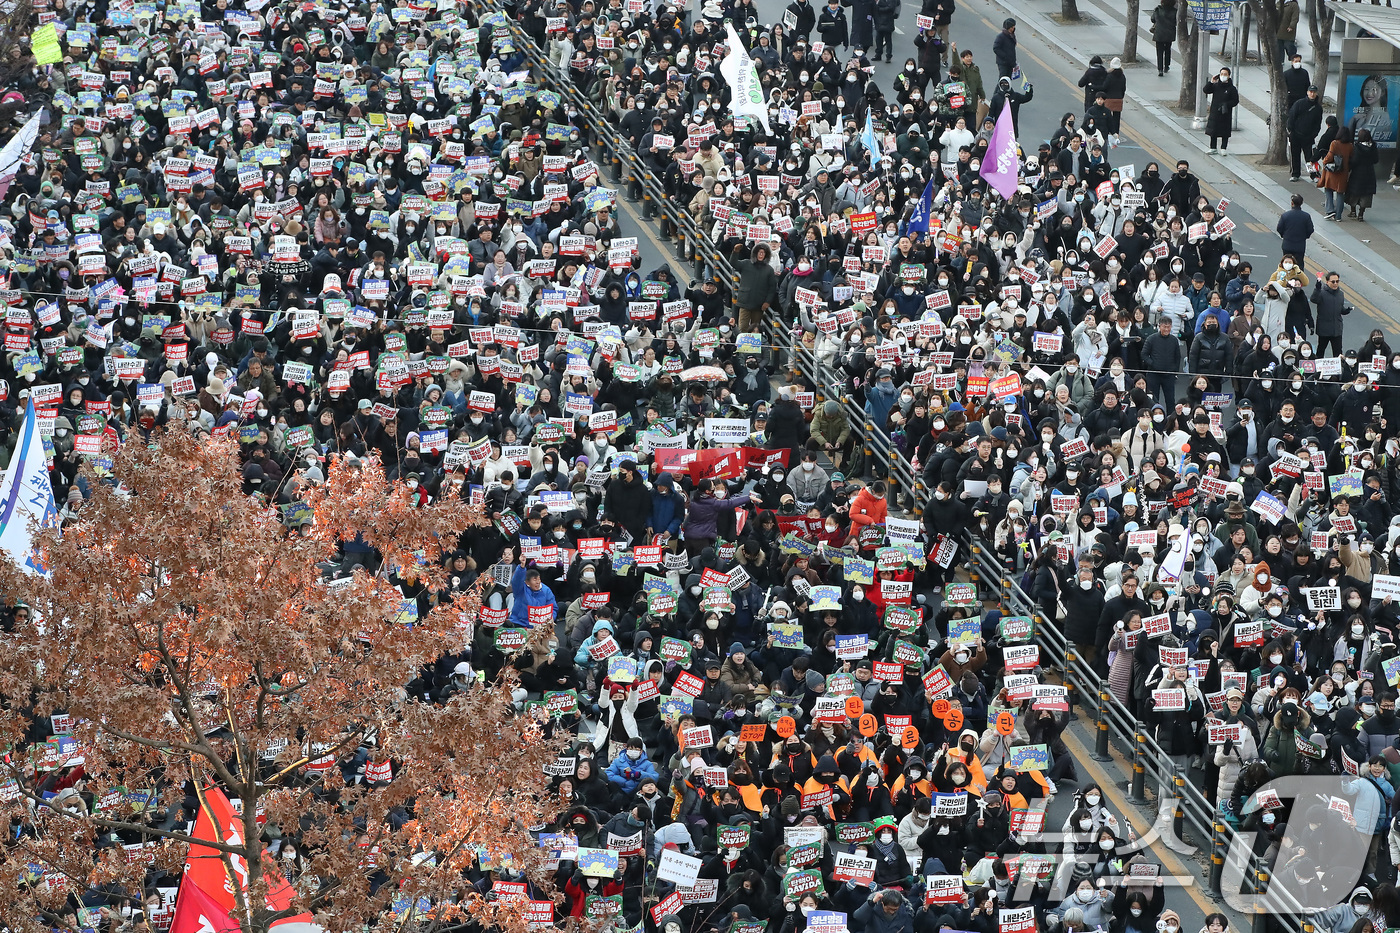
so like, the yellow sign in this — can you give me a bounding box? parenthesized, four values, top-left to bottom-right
(32, 24, 62, 65)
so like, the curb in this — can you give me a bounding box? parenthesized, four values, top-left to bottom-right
(983, 0, 1400, 306)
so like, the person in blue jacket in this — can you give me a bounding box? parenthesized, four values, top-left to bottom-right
(575, 617, 617, 669)
(606, 737, 659, 798)
(510, 554, 558, 628)
(650, 471, 686, 542)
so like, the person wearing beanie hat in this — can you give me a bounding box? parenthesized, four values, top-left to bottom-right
(721, 643, 761, 702)
(810, 397, 851, 470)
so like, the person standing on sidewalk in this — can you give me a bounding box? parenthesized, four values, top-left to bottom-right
(1287, 84, 1323, 182)
(1204, 67, 1239, 154)
(1150, 0, 1177, 76)
(994, 17, 1017, 78)
(1284, 53, 1311, 110)
(1276, 194, 1316, 264)
(1319, 125, 1354, 221)
(1347, 128, 1380, 221)
(1102, 57, 1127, 147)
(1278, 0, 1300, 61)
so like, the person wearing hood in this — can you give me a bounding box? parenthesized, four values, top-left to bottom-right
(1263, 695, 1313, 776)
(736, 244, 779, 333)
(810, 400, 852, 470)
(1315, 888, 1374, 933)
(800, 753, 851, 818)
(604, 459, 652, 544)
(606, 737, 659, 799)
(650, 472, 686, 542)
(789, 451, 829, 508)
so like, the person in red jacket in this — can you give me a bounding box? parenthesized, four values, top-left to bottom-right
(563, 870, 624, 917)
(847, 482, 889, 540)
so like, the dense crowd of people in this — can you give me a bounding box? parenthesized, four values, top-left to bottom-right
(11, 0, 1400, 929)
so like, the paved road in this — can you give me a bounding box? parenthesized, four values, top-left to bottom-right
(588, 17, 1352, 925)
(610, 0, 1395, 349)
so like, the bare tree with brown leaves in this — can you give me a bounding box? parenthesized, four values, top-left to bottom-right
(0, 431, 570, 933)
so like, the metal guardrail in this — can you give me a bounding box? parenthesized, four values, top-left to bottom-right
(496, 12, 742, 295)
(505, 9, 920, 505)
(961, 535, 1312, 933)
(505, 19, 1309, 927)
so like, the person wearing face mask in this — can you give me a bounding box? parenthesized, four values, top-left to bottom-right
(1057, 877, 1113, 928)
(605, 737, 659, 799)
(1144, 659, 1206, 808)
(1047, 355, 1095, 411)
(1204, 68, 1240, 153)
(789, 451, 830, 509)
(1262, 691, 1313, 776)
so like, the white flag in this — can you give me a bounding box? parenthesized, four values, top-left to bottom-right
(0, 112, 42, 200)
(719, 24, 772, 136)
(0, 401, 57, 576)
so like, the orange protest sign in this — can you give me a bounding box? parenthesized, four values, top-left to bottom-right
(995, 711, 1016, 736)
(775, 716, 797, 738)
(944, 709, 965, 732)
(932, 699, 951, 717)
(739, 723, 767, 743)
(844, 696, 864, 718)
(858, 713, 878, 737)
(901, 726, 920, 748)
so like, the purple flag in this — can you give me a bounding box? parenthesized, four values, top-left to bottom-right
(979, 98, 1020, 200)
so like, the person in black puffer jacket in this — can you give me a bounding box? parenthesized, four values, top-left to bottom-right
(603, 459, 653, 543)
(1188, 312, 1234, 390)
(1062, 563, 1106, 663)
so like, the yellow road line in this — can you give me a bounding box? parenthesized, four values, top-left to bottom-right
(615, 192, 695, 282)
(964, 3, 1391, 330)
(1060, 723, 1229, 919)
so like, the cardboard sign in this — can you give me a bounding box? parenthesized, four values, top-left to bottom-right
(831, 852, 876, 884)
(1152, 688, 1186, 711)
(656, 849, 702, 887)
(925, 875, 964, 905)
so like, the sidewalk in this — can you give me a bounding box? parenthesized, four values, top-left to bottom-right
(982, 0, 1400, 306)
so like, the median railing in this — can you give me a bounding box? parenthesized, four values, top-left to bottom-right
(504, 16, 1308, 929)
(963, 534, 1312, 933)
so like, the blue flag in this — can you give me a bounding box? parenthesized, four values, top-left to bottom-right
(861, 109, 881, 162)
(907, 178, 934, 235)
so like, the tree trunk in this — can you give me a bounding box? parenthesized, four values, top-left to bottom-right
(1307, 0, 1335, 100)
(1062, 0, 1081, 22)
(1124, 0, 1141, 62)
(1251, 0, 1289, 163)
(1178, 1, 1198, 110)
